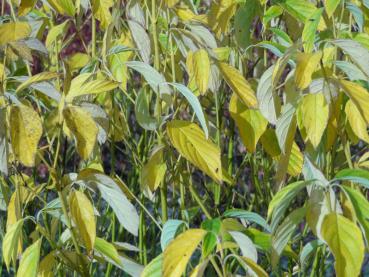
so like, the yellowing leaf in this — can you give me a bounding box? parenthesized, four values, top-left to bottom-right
(92, 0, 113, 29)
(193, 49, 210, 95)
(324, 0, 340, 18)
(66, 74, 118, 102)
(229, 93, 267, 152)
(0, 22, 31, 45)
(219, 62, 258, 108)
(10, 105, 42, 167)
(2, 219, 24, 269)
(208, 0, 237, 38)
(63, 106, 98, 160)
(45, 21, 70, 49)
(345, 100, 369, 143)
(321, 213, 364, 277)
(17, 239, 41, 277)
(47, 0, 75, 16)
(295, 51, 322, 89)
(67, 53, 90, 71)
(69, 190, 96, 252)
(166, 120, 222, 183)
(302, 8, 323, 53)
(38, 251, 56, 277)
(340, 80, 369, 124)
(19, 0, 36, 16)
(300, 93, 329, 148)
(163, 229, 206, 277)
(141, 147, 167, 192)
(287, 142, 303, 176)
(164, 0, 179, 8)
(241, 257, 268, 277)
(16, 72, 58, 93)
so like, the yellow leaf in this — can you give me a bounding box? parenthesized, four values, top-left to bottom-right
(17, 239, 41, 277)
(295, 51, 322, 89)
(141, 147, 167, 192)
(321, 213, 364, 277)
(345, 100, 369, 143)
(229, 93, 267, 152)
(63, 106, 98, 160)
(163, 229, 206, 277)
(0, 22, 31, 45)
(45, 21, 70, 49)
(340, 80, 369, 124)
(10, 105, 42, 167)
(167, 120, 222, 183)
(287, 142, 303, 176)
(2, 219, 24, 269)
(299, 93, 329, 148)
(92, 0, 113, 29)
(241, 257, 268, 277)
(69, 190, 96, 252)
(219, 62, 258, 108)
(208, 0, 237, 38)
(193, 49, 210, 95)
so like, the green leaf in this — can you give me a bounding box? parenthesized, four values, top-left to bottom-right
(94, 237, 122, 266)
(126, 61, 172, 104)
(163, 229, 206, 277)
(166, 120, 222, 183)
(45, 21, 70, 49)
(321, 213, 364, 277)
(257, 65, 281, 124)
(141, 254, 162, 277)
(300, 240, 323, 269)
(16, 72, 58, 93)
(332, 39, 369, 78)
(160, 220, 186, 251)
(80, 173, 139, 236)
(302, 8, 323, 53)
(271, 207, 306, 267)
(223, 209, 271, 232)
(229, 231, 258, 262)
(168, 83, 208, 138)
(17, 239, 42, 277)
(135, 89, 159, 131)
(334, 168, 369, 189)
(141, 147, 167, 192)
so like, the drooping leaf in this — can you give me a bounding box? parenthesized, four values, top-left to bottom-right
(219, 62, 258, 108)
(229, 231, 258, 262)
(91, 0, 113, 29)
(135, 89, 159, 131)
(229, 93, 267, 152)
(192, 49, 210, 95)
(334, 168, 369, 189)
(141, 147, 167, 192)
(17, 239, 42, 277)
(63, 105, 98, 160)
(339, 80, 369, 124)
(2, 219, 24, 269)
(295, 51, 322, 89)
(163, 229, 206, 277)
(302, 8, 323, 53)
(299, 93, 329, 148)
(69, 190, 96, 252)
(166, 120, 222, 183)
(345, 100, 369, 143)
(94, 237, 122, 266)
(10, 104, 42, 167)
(223, 209, 271, 232)
(16, 72, 58, 93)
(321, 213, 364, 277)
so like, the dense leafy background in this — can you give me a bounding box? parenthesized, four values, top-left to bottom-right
(1, 0, 369, 276)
